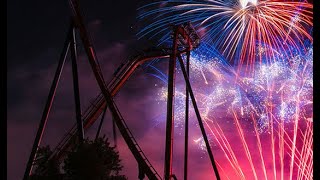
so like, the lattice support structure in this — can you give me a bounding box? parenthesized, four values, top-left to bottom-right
(23, 1, 222, 180)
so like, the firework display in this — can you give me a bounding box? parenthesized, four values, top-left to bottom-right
(138, 0, 312, 179)
(138, 0, 313, 72)
(149, 43, 312, 179)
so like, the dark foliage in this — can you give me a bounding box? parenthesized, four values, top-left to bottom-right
(30, 136, 127, 180)
(29, 145, 60, 180)
(63, 137, 127, 180)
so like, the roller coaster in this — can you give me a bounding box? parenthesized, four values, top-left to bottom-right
(23, 0, 220, 179)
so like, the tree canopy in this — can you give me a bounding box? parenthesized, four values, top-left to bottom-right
(63, 137, 127, 180)
(31, 136, 127, 180)
(29, 145, 62, 180)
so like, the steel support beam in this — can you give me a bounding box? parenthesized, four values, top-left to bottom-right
(177, 54, 221, 180)
(70, 25, 84, 143)
(138, 164, 146, 180)
(183, 50, 190, 180)
(95, 105, 107, 141)
(164, 29, 178, 180)
(112, 116, 117, 147)
(69, 0, 108, 94)
(23, 25, 72, 180)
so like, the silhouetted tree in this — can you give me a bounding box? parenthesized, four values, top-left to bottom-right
(29, 145, 62, 180)
(63, 136, 127, 180)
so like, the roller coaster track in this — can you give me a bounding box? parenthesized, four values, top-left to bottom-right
(48, 49, 178, 179)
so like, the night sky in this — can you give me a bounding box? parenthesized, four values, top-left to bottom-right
(7, 0, 314, 180)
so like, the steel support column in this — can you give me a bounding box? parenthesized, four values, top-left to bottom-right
(183, 50, 190, 180)
(164, 29, 178, 180)
(138, 164, 146, 180)
(23, 25, 72, 180)
(177, 54, 221, 180)
(112, 117, 117, 147)
(95, 106, 107, 141)
(69, 0, 108, 95)
(70, 24, 84, 143)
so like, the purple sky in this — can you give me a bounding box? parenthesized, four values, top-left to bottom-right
(7, 1, 214, 179)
